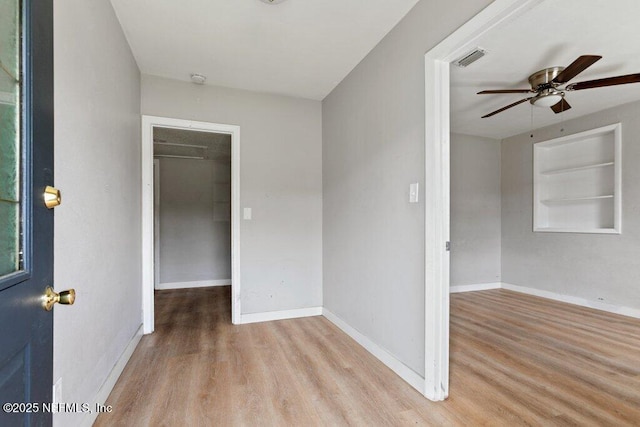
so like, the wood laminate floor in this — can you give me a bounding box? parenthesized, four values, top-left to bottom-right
(95, 288, 640, 426)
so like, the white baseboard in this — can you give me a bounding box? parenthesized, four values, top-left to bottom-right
(240, 307, 323, 324)
(501, 283, 640, 320)
(155, 279, 231, 290)
(322, 308, 425, 394)
(80, 324, 143, 427)
(450, 282, 502, 293)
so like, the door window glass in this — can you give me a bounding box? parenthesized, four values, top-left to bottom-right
(0, 0, 22, 276)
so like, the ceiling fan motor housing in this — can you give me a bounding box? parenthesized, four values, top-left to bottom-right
(528, 66, 565, 90)
(529, 67, 565, 107)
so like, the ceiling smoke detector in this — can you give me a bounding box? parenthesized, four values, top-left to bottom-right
(190, 74, 206, 85)
(259, 0, 288, 4)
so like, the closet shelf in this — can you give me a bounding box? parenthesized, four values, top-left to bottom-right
(535, 227, 620, 234)
(541, 161, 614, 175)
(541, 195, 614, 204)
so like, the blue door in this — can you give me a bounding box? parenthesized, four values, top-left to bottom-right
(0, 0, 56, 425)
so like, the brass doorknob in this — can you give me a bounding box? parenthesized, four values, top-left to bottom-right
(44, 186, 61, 209)
(42, 286, 76, 311)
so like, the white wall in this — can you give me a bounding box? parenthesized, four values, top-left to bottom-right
(53, 0, 141, 426)
(142, 75, 323, 314)
(501, 100, 640, 310)
(450, 133, 501, 286)
(322, 0, 493, 376)
(158, 158, 231, 284)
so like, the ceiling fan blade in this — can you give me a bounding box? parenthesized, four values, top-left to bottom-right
(477, 89, 533, 94)
(566, 73, 640, 91)
(550, 98, 572, 114)
(481, 97, 533, 118)
(553, 55, 602, 84)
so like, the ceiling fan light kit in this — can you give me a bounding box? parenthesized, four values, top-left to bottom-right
(531, 90, 564, 107)
(477, 55, 640, 118)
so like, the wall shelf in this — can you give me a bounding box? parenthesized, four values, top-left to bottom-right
(540, 161, 614, 176)
(533, 123, 621, 234)
(534, 227, 620, 235)
(541, 194, 614, 204)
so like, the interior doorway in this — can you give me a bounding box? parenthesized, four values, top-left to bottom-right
(152, 127, 232, 293)
(141, 116, 241, 332)
(422, 0, 543, 400)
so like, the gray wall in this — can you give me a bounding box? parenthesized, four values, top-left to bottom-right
(322, 0, 493, 376)
(502, 100, 640, 310)
(53, 1, 141, 426)
(142, 75, 323, 313)
(450, 133, 501, 286)
(158, 158, 231, 284)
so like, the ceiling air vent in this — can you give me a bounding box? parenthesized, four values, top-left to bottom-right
(454, 48, 487, 68)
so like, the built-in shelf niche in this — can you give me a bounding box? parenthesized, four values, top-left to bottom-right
(533, 123, 621, 234)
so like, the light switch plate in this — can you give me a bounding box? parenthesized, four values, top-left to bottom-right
(409, 183, 419, 203)
(243, 207, 252, 220)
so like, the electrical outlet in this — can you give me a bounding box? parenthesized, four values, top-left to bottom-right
(53, 378, 62, 404)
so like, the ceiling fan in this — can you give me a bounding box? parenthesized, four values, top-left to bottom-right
(478, 55, 640, 118)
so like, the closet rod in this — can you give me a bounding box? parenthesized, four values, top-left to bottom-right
(153, 141, 207, 149)
(154, 154, 205, 160)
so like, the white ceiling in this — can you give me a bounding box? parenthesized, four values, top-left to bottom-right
(451, 0, 640, 139)
(110, 0, 420, 100)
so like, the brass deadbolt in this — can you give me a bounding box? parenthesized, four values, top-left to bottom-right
(44, 186, 61, 209)
(43, 286, 76, 311)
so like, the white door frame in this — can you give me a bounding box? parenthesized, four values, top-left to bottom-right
(423, 0, 544, 401)
(141, 115, 241, 333)
(153, 158, 160, 291)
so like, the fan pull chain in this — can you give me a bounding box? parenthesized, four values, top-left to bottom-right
(530, 104, 534, 138)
